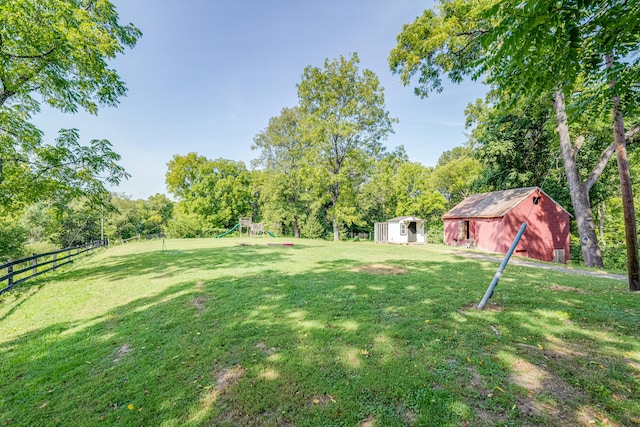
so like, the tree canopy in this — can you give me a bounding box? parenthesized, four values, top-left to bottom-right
(297, 53, 396, 240)
(0, 0, 141, 211)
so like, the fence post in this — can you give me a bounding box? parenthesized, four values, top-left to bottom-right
(138, 233, 141, 242)
(32, 254, 37, 276)
(68, 248, 71, 263)
(53, 253, 57, 269)
(7, 259, 13, 289)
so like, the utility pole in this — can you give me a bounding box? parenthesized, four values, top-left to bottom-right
(607, 54, 640, 292)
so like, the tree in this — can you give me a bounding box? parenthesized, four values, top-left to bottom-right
(429, 146, 482, 205)
(357, 146, 409, 225)
(394, 162, 447, 222)
(0, 0, 140, 210)
(252, 107, 310, 237)
(297, 53, 396, 240)
(166, 154, 254, 229)
(48, 199, 101, 247)
(390, 1, 640, 287)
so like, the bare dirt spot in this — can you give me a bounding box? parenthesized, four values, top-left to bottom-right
(113, 343, 133, 363)
(474, 408, 507, 425)
(549, 284, 589, 294)
(210, 365, 246, 402)
(508, 356, 591, 426)
(311, 394, 335, 407)
(190, 296, 209, 310)
(352, 264, 407, 275)
(255, 342, 276, 355)
(195, 281, 205, 287)
(360, 415, 376, 427)
(404, 409, 417, 424)
(460, 301, 504, 312)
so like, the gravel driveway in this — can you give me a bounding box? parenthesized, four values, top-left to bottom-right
(448, 249, 626, 281)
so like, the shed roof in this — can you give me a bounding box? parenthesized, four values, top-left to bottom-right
(443, 187, 569, 219)
(387, 216, 424, 223)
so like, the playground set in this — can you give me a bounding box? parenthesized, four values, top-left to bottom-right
(215, 217, 277, 239)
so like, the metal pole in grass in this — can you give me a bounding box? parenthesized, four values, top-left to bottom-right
(478, 222, 527, 310)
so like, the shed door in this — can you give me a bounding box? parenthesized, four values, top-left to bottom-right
(408, 222, 417, 242)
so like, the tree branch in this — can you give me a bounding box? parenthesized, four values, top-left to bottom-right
(0, 46, 55, 60)
(585, 124, 640, 191)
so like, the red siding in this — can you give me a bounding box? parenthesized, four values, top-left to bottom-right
(444, 193, 570, 263)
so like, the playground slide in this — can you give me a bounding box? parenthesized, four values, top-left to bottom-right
(215, 223, 240, 238)
(266, 231, 276, 238)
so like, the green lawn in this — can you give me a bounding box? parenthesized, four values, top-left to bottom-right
(1, 238, 638, 426)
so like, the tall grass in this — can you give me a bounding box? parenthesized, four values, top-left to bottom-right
(1, 238, 638, 426)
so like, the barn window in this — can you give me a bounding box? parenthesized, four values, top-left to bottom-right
(400, 223, 407, 235)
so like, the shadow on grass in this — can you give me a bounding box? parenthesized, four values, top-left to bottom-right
(1, 246, 638, 426)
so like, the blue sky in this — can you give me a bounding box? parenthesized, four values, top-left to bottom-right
(32, 0, 488, 200)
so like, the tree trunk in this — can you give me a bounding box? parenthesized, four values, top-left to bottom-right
(332, 182, 340, 241)
(292, 216, 300, 238)
(553, 89, 604, 267)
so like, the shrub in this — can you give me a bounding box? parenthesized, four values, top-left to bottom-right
(0, 218, 28, 262)
(301, 215, 324, 239)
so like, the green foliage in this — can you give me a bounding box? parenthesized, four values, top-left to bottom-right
(357, 146, 409, 225)
(166, 154, 254, 229)
(389, 1, 489, 98)
(0, 217, 27, 261)
(0, 0, 140, 210)
(297, 53, 396, 240)
(165, 209, 205, 239)
(394, 162, 447, 222)
(19, 202, 53, 244)
(252, 107, 310, 237)
(300, 214, 324, 239)
(430, 147, 481, 206)
(48, 199, 101, 247)
(466, 97, 560, 190)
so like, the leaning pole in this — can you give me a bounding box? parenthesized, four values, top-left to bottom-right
(477, 223, 527, 310)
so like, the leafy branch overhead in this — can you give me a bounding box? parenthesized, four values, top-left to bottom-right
(0, 0, 141, 212)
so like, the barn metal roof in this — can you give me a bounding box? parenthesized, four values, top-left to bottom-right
(443, 187, 567, 219)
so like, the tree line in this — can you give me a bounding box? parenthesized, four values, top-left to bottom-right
(1, 1, 639, 288)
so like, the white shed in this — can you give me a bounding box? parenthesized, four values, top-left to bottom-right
(374, 216, 426, 244)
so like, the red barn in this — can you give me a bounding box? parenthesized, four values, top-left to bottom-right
(442, 187, 571, 263)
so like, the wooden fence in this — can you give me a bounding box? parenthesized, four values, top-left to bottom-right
(0, 239, 108, 295)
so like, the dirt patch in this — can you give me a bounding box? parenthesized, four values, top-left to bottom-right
(352, 264, 407, 275)
(474, 408, 507, 425)
(255, 342, 276, 355)
(210, 365, 246, 402)
(549, 285, 589, 294)
(508, 356, 590, 426)
(404, 409, 417, 424)
(113, 343, 133, 363)
(311, 394, 335, 407)
(360, 415, 376, 427)
(460, 301, 504, 312)
(190, 296, 209, 310)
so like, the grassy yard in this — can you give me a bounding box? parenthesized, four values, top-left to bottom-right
(0, 238, 638, 426)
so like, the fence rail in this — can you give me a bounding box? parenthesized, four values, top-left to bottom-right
(0, 239, 108, 295)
